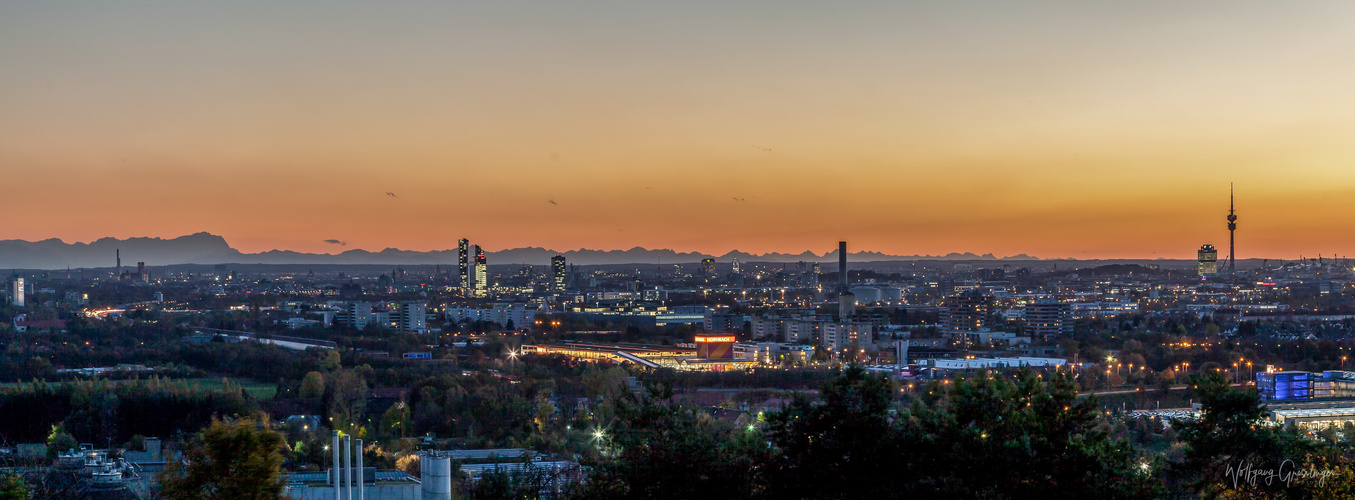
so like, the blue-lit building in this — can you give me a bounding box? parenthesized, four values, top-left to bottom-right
(1256, 371, 1311, 401)
(1256, 370, 1355, 401)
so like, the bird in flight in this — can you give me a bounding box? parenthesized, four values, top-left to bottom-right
(548, 199, 558, 206)
(386, 192, 398, 198)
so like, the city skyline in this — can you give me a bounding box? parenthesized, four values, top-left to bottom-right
(5, 2, 1355, 258)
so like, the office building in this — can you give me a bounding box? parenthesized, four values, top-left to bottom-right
(1198, 244, 1218, 276)
(703, 312, 743, 334)
(700, 258, 716, 276)
(473, 246, 487, 297)
(458, 239, 470, 291)
(1024, 298, 1071, 341)
(837, 241, 853, 321)
(552, 255, 567, 290)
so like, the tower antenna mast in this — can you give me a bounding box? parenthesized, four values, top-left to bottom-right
(1227, 183, 1237, 274)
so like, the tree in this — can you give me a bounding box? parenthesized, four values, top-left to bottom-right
(764, 365, 899, 500)
(900, 370, 1157, 499)
(299, 371, 326, 399)
(160, 416, 288, 500)
(45, 424, 77, 461)
(327, 370, 370, 432)
(0, 472, 30, 500)
(319, 350, 341, 371)
(1173, 373, 1312, 498)
(577, 383, 765, 500)
(382, 402, 411, 439)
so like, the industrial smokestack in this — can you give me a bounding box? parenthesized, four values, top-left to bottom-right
(838, 241, 848, 289)
(332, 432, 341, 500)
(356, 439, 364, 500)
(344, 435, 353, 500)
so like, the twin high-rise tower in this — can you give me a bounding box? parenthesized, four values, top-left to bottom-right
(457, 238, 488, 297)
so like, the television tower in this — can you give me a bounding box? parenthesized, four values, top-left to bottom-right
(1227, 184, 1237, 274)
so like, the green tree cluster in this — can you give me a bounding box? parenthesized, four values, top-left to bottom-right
(160, 416, 288, 500)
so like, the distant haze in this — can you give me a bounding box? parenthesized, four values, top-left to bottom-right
(0, 232, 1059, 269)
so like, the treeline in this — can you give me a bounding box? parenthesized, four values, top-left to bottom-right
(570, 369, 1355, 500)
(0, 378, 256, 444)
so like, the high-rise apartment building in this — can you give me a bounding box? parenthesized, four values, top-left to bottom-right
(551, 255, 567, 290)
(944, 291, 990, 332)
(395, 303, 427, 334)
(336, 302, 374, 329)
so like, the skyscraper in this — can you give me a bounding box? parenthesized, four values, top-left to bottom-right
(700, 258, 716, 276)
(837, 241, 853, 321)
(551, 255, 567, 290)
(473, 245, 487, 297)
(458, 238, 470, 291)
(837, 241, 848, 291)
(731, 258, 741, 274)
(1227, 184, 1237, 274)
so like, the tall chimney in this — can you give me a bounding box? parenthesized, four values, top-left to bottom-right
(356, 438, 364, 500)
(344, 435, 353, 500)
(838, 241, 848, 289)
(332, 432, 341, 500)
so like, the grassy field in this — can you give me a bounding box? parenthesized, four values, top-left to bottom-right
(1, 377, 278, 400)
(181, 377, 278, 400)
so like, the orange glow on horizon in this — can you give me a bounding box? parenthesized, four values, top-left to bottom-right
(4, 2, 1355, 260)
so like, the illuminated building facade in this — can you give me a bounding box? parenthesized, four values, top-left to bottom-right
(552, 255, 567, 290)
(822, 322, 873, 357)
(694, 335, 735, 360)
(943, 291, 990, 332)
(1198, 244, 1218, 276)
(471, 243, 487, 295)
(1023, 298, 1071, 341)
(11, 278, 23, 307)
(458, 239, 470, 291)
(700, 258, 716, 276)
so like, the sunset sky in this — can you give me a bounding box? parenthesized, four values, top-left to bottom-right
(3, 1, 1355, 259)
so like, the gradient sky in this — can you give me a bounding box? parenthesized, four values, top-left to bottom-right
(4, 1, 1355, 259)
